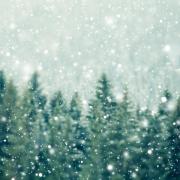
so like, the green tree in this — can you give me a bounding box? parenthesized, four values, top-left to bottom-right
(0, 72, 11, 178)
(50, 91, 67, 116)
(11, 72, 48, 180)
(134, 108, 165, 179)
(47, 91, 71, 179)
(82, 74, 117, 180)
(166, 97, 180, 179)
(0, 75, 18, 179)
(69, 92, 88, 180)
(111, 89, 137, 180)
(158, 90, 173, 137)
(157, 90, 174, 177)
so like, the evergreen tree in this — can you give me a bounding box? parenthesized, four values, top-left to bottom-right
(50, 91, 67, 116)
(69, 92, 81, 121)
(27, 72, 48, 179)
(134, 108, 165, 179)
(12, 72, 48, 179)
(112, 89, 137, 180)
(2, 80, 18, 178)
(0, 71, 13, 178)
(158, 90, 173, 137)
(157, 89, 174, 177)
(47, 91, 71, 179)
(69, 92, 88, 180)
(80, 99, 104, 180)
(0, 71, 177, 180)
(166, 97, 180, 179)
(83, 74, 117, 179)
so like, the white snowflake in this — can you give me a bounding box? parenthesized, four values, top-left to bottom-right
(141, 119, 148, 128)
(107, 164, 113, 171)
(147, 149, 153, 155)
(123, 151, 129, 158)
(163, 44, 171, 52)
(161, 96, 167, 103)
(105, 16, 115, 27)
(38, 173, 43, 177)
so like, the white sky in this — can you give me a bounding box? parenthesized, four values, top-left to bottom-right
(0, 0, 179, 106)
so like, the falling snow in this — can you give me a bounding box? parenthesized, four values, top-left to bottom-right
(107, 164, 114, 171)
(0, 1, 179, 180)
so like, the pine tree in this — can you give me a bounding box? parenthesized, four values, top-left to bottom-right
(158, 90, 173, 137)
(80, 99, 104, 180)
(50, 91, 67, 116)
(166, 97, 180, 179)
(134, 108, 164, 179)
(112, 89, 137, 180)
(47, 90, 70, 179)
(27, 72, 48, 179)
(0, 71, 13, 178)
(157, 89, 174, 177)
(2, 79, 18, 178)
(69, 92, 81, 120)
(83, 74, 117, 179)
(69, 92, 88, 180)
(0, 71, 178, 180)
(12, 72, 48, 179)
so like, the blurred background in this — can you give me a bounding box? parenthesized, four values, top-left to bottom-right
(0, 0, 180, 108)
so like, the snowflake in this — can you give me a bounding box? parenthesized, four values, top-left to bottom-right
(49, 148, 55, 155)
(147, 149, 153, 155)
(107, 164, 113, 171)
(141, 119, 148, 128)
(161, 96, 167, 103)
(38, 173, 43, 177)
(123, 151, 129, 158)
(132, 172, 137, 178)
(54, 116, 58, 121)
(105, 16, 115, 27)
(1, 117, 7, 122)
(163, 44, 171, 52)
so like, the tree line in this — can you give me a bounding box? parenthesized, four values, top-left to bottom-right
(0, 70, 179, 180)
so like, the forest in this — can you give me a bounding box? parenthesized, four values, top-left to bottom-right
(0, 70, 179, 180)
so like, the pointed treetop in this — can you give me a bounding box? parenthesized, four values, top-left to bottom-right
(162, 89, 172, 101)
(0, 70, 6, 92)
(174, 97, 180, 118)
(70, 92, 82, 120)
(96, 73, 113, 102)
(28, 72, 40, 92)
(50, 90, 67, 114)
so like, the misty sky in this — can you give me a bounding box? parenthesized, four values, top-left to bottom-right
(0, 0, 180, 108)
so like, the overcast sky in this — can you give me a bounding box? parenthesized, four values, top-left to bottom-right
(0, 0, 180, 108)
